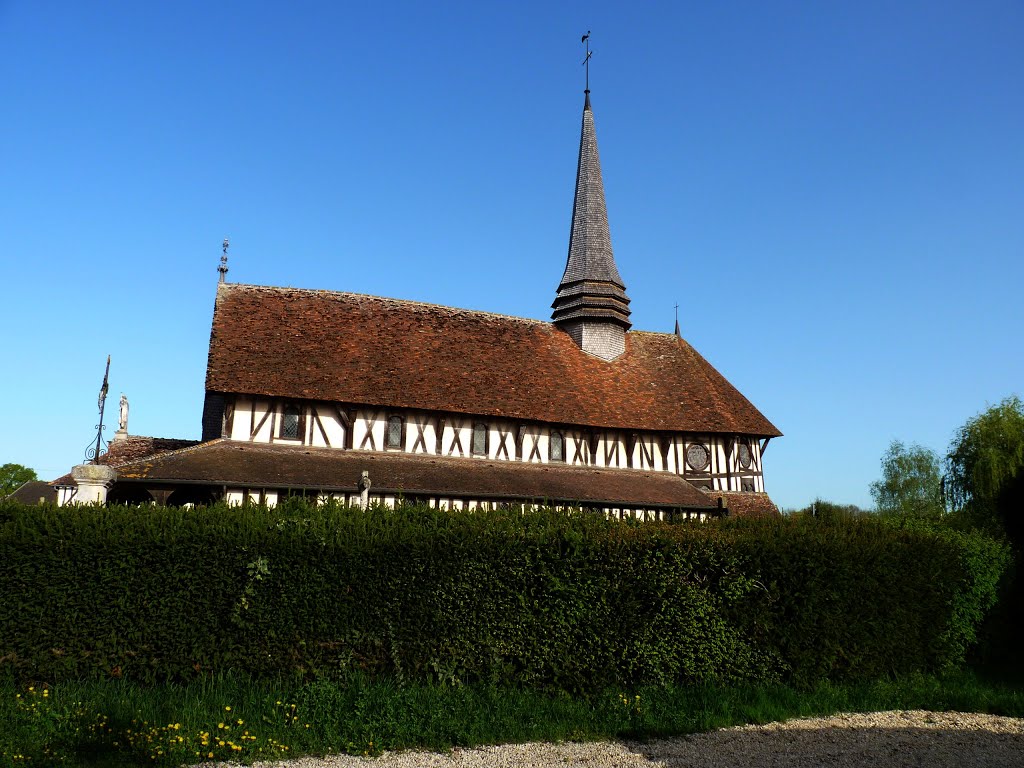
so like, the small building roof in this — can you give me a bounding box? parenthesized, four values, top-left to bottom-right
(50, 435, 201, 487)
(4, 480, 56, 505)
(205, 283, 781, 437)
(703, 491, 780, 518)
(112, 440, 718, 510)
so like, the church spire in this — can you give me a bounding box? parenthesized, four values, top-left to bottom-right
(551, 52, 631, 361)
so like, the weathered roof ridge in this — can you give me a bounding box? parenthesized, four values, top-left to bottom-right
(219, 282, 551, 328)
(552, 91, 631, 329)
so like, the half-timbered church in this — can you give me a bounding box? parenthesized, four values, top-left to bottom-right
(55, 87, 782, 519)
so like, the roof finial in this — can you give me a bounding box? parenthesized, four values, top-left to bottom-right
(581, 31, 592, 97)
(674, 303, 681, 337)
(218, 238, 229, 283)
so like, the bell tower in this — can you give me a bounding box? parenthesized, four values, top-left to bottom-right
(551, 40, 631, 360)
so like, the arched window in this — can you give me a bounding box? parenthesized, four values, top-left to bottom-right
(280, 403, 302, 440)
(472, 423, 488, 456)
(550, 431, 565, 462)
(386, 415, 404, 450)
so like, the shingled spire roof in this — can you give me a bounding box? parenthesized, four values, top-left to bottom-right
(551, 90, 631, 331)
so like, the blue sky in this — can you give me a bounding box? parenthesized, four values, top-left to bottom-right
(2, 1, 1021, 510)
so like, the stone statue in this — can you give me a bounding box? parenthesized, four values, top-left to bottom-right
(358, 470, 371, 509)
(118, 394, 129, 432)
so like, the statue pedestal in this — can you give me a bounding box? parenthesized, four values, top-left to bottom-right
(71, 464, 117, 505)
(112, 429, 128, 443)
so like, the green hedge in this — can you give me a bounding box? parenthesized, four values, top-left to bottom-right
(0, 500, 1009, 690)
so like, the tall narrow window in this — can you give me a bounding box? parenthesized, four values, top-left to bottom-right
(472, 423, 488, 456)
(550, 431, 565, 462)
(280, 403, 301, 440)
(386, 415, 404, 450)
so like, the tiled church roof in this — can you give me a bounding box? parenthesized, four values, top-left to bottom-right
(205, 283, 781, 437)
(551, 91, 631, 329)
(114, 440, 717, 510)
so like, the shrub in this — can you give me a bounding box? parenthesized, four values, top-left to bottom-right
(0, 500, 1009, 691)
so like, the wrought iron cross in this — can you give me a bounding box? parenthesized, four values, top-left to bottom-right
(86, 355, 110, 463)
(218, 237, 229, 283)
(582, 31, 592, 91)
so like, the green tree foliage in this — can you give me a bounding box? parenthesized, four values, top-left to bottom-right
(946, 396, 1024, 541)
(870, 440, 945, 518)
(788, 498, 870, 520)
(0, 463, 37, 497)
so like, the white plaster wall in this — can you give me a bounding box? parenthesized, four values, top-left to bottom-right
(405, 416, 435, 454)
(229, 399, 252, 441)
(486, 422, 515, 460)
(309, 405, 346, 448)
(440, 422, 470, 457)
(354, 410, 385, 451)
(253, 401, 274, 443)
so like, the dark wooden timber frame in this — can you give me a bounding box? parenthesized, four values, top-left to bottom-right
(223, 401, 235, 438)
(571, 431, 586, 464)
(495, 424, 512, 459)
(412, 417, 428, 453)
(221, 397, 767, 489)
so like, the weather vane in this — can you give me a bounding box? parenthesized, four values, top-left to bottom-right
(581, 31, 592, 92)
(218, 237, 229, 283)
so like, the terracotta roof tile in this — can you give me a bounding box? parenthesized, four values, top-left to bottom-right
(113, 440, 717, 509)
(703, 490, 781, 519)
(205, 284, 781, 437)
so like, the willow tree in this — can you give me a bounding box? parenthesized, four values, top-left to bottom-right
(946, 396, 1024, 541)
(870, 441, 945, 518)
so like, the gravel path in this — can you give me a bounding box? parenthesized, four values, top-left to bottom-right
(227, 710, 1024, 768)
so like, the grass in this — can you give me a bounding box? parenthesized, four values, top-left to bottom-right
(2, 669, 1023, 767)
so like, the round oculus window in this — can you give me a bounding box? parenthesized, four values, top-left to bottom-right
(738, 443, 752, 469)
(686, 443, 710, 471)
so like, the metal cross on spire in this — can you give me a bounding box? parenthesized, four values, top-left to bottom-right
(581, 31, 592, 92)
(674, 303, 681, 337)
